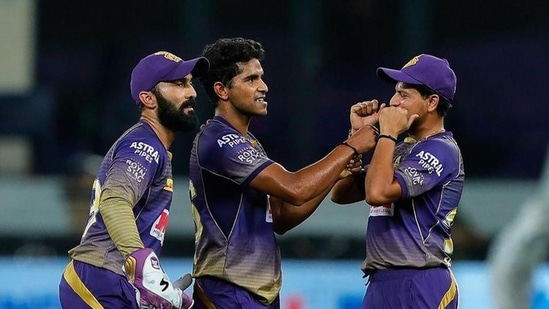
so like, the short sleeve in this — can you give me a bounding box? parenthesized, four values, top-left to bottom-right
(103, 137, 166, 204)
(394, 138, 460, 199)
(196, 126, 273, 186)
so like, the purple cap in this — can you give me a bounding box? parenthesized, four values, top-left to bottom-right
(376, 54, 457, 101)
(130, 51, 209, 103)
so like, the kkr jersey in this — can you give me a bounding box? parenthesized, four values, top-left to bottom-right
(363, 131, 464, 274)
(189, 116, 280, 305)
(69, 121, 174, 276)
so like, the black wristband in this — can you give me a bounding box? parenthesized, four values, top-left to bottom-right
(340, 141, 359, 157)
(378, 134, 397, 143)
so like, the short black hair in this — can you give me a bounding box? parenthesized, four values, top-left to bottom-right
(199, 37, 265, 105)
(414, 84, 452, 117)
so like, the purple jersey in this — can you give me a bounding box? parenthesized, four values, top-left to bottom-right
(363, 131, 464, 274)
(189, 116, 280, 305)
(69, 120, 174, 276)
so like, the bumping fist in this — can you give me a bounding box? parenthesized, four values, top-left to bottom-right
(349, 100, 385, 134)
(124, 248, 194, 309)
(351, 100, 380, 117)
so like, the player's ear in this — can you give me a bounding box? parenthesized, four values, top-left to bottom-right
(427, 94, 439, 112)
(213, 82, 229, 101)
(139, 91, 157, 109)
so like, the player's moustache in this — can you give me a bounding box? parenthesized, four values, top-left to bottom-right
(180, 97, 196, 110)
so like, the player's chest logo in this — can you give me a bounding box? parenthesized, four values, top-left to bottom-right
(369, 203, 394, 217)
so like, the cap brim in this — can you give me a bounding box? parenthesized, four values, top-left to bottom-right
(163, 57, 210, 82)
(190, 57, 209, 78)
(376, 67, 423, 86)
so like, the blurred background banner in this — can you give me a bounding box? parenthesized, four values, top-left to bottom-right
(1, 257, 549, 309)
(0, 0, 548, 308)
(0, 0, 35, 95)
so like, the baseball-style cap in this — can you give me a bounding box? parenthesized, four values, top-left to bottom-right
(376, 54, 457, 101)
(130, 51, 210, 103)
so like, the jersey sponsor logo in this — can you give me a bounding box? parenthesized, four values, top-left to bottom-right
(266, 196, 273, 223)
(150, 209, 169, 245)
(163, 178, 173, 192)
(415, 150, 444, 176)
(217, 134, 247, 148)
(126, 159, 147, 183)
(404, 166, 424, 185)
(130, 141, 160, 164)
(237, 147, 265, 164)
(369, 203, 394, 216)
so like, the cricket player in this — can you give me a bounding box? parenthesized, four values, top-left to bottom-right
(58, 51, 208, 308)
(189, 37, 376, 308)
(332, 54, 463, 308)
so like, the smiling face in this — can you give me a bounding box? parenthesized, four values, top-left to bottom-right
(226, 58, 269, 117)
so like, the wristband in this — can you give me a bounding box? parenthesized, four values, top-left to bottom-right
(340, 141, 359, 157)
(378, 134, 397, 143)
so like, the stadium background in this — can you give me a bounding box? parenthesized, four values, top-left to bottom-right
(0, 0, 548, 308)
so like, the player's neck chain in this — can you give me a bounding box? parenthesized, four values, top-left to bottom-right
(423, 128, 445, 140)
(407, 128, 445, 144)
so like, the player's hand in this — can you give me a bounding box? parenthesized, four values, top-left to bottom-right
(345, 123, 379, 154)
(349, 100, 385, 135)
(339, 154, 363, 179)
(378, 106, 418, 138)
(124, 248, 194, 309)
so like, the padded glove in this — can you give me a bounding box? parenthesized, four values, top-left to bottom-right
(124, 248, 194, 309)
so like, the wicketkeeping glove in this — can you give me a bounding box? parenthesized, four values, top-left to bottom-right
(124, 248, 194, 309)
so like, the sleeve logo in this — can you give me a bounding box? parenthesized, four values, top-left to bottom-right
(130, 141, 159, 164)
(415, 150, 444, 176)
(404, 167, 424, 185)
(126, 159, 147, 183)
(237, 147, 265, 164)
(217, 134, 247, 148)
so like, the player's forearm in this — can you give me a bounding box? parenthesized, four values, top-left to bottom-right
(273, 186, 331, 234)
(257, 147, 355, 206)
(365, 138, 398, 205)
(331, 173, 365, 204)
(290, 145, 362, 204)
(99, 190, 144, 257)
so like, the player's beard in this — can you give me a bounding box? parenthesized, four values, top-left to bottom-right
(156, 93, 199, 132)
